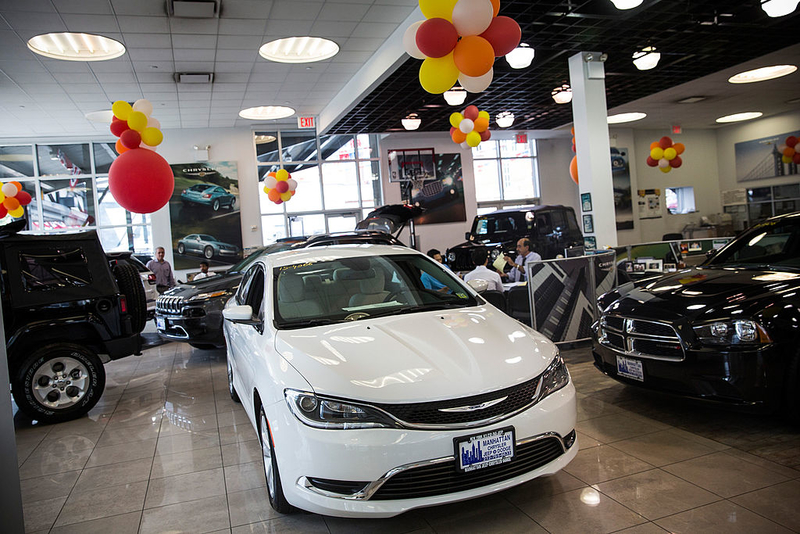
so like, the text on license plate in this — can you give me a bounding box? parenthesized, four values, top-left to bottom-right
(616, 355, 644, 382)
(455, 427, 515, 473)
(156, 317, 165, 330)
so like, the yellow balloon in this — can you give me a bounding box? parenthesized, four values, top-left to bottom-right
(112, 100, 132, 121)
(419, 0, 457, 21)
(0, 191, 5, 203)
(127, 111, 148, 132)
(660, 166, 671, 173)
(276, 169, 289, 181)
(466, 131, 482, 148)
(263, 186, 271, 194)
(782, 155, 792, 164)
(419, 53, 459, 95)
(141, 127, 163, 146)
(280, 191, 292, 201)
(449, 112, 464, 128)
(650, 147, 664, 160)
(9, 206, 24, 218)
(663, 147, 677, 160)
(478, 110, 490, 120)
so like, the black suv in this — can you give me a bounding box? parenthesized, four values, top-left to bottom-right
(1, 221, 147, 423)
(155, 231, 403, 349)
(446, 205, 584, 271)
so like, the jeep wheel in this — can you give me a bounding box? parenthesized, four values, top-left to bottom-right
(177, 243, 185, 254)
(12, 344, 105, 424)
(114, 262, 148, 334)
(204, 246, 214, 259)
(212, 199, 220, 211)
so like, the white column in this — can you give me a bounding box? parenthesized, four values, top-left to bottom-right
(568, 51, 617, 249)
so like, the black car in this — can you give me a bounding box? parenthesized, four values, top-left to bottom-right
(592, 212, 800, 419)
(155, 231, 404, 348)
(446, 205, 584, 272)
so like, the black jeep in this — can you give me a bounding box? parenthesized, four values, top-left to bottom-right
(446, 205, 584, 272)
(1, 221, 147, 423)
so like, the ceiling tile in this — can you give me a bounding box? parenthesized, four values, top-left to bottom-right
(51, 72, 97, 84)
(362, 5, 415, 23)
(109, 0, 164, 16)
(351, 22, 397, 39)
(174, 61, 215, 71)
(122, 33, 172, 49)
(178, 92, 212, 100)
(342, 37, 383, 52)
(3, 11, 67, 31)
(141, 92, 178, 102)
(309, 20, 357, 38)
(11, 72, 57, 84)
(220, 0, 274, 18)
(0, 60, 48, 74)
(285, 72, 323, 84)
(330, 51, 373, 63)
(52, 0, 113, 14)
(39, 59, 92, 73)
(61, 14, 119, 33)
(317, 3, 370, 21)
(216, 49, 259, 62)
(135, 72, 175, 83)
(71, 92, 109, 102)
(177, 85, 212, 93)
(0, 0, 56, 13)
(140, 83, 178, 92)
(116, 16, 169, 34)
(88, 60, 134, 73)
(268, 2, 323, 21)
(173, 48, 216, 62)
(218, 18, 267, 36)
(214, 62, 255, 73)
(94, 71, 137, 83)
(264, 19, 314, 37)
(249, 72, 286, 83)
(173, 34, 218, 49)
(169, 17, 219, 34)
(62, 84, 105, 94)
(217, 35, 264, 50)
(128, 48, 174, 61)
(132, 61, 175, 72)
(213, 72, 250, 83)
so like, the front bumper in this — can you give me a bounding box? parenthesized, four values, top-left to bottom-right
(265, 382, 577, 518)
(156, 312, 224, 346)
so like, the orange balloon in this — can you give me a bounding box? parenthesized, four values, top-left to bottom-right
(673, 142, 685, 155)
(268, 188, 281, 202)
(452, 129, 467, 143)
(569, 155, 579, 185)
(10, 181, 22, 192)
(453, 36, 495, 77)
(490, 0, 500, 16)
(4, 197, 20, 210)
(571, 127, 575, 135)
(115, 139, 130, 154)
(650, 141, 660, 150)
(473, 117, 489, 133)
(783, 147, 796, 158)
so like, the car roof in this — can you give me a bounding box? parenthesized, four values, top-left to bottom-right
(484, 205, 571, 215)
(263, 244, 420, 268)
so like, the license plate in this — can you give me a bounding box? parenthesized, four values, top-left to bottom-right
(616, 355, 644, 382)
(454, 427, 515, 473)
(156, 317, 165, 330)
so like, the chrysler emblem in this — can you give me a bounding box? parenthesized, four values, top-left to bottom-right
(625, 319, 635, 333)
(438, 396, 507, 412)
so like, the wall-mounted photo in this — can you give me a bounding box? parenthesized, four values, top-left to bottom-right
(735, 130, 800, 183)
(611, 147, 634, 230)
(583, 214, 594, 234)
(409, 153, 466, 225)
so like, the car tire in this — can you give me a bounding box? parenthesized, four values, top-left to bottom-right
(229, 198, 236, 210)
(226, 354, 240, 403)
(11, 344, 105, 424)
(784, 354, 800, 424)
(113, 262, 147, 334)
(212, 199, 220, 211)
(259, 405, 293, 514)
(204, 246, 214, 259)
(177, 243, 185, 254)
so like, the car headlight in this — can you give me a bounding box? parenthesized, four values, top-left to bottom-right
(693, 320, 772, 346)
(447, 252, 456, 262)
(188, 290, 228, 301)
(284, 390, 400, 430)
(538, 351, 570, 401)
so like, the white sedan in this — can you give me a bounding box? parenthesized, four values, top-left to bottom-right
(222, 245, 577, 518)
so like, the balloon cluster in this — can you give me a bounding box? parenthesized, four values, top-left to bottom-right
(110, 99, 164, 153)
(646, 136, 685, 174)
(779, 135, 800, 165)
(403, 0, 521, 94)
(449, 105, 491, 148)
(0, 181, 32, 219)
(569, 127, 578, 185)
(263, 169, 298, 205)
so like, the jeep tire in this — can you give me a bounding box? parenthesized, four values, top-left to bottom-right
(12, 344, 105, 424)
(113, 262, 148, 334)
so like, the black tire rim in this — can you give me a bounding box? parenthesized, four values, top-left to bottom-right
(31, 356, 90, 410)
(260, 410, 277, 500)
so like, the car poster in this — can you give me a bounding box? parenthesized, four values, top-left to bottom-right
(168, 161, 243, 270)
(411, 153, 467, 225)
(611, 147, 634, 230)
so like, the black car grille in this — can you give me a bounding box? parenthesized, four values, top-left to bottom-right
(156, 296, 185, 315)
(420, 181, 443, 197)
(628, 321, 675, 337)
(599, 315, 685, 361)
(372, 375, 540, 427)
(605, 332, 626, 351)
(370, 436, 564, 500)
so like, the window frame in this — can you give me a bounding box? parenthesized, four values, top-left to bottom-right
(472, 138, 541, 212)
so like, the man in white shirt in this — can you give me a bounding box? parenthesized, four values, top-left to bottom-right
(464, 249, 503, 292)
(503, 238, 541, 283)
(193, 261, 216, 280)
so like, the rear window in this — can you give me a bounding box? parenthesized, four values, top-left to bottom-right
(19, 247, 92, 292)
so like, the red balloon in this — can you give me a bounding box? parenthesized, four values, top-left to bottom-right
(659, 136, 673, 149)
(450, 126, 456, 135)
(0, 205, 6, 218)
(464, 105, 479, 121)
(120, 129, 142, 149)
(480, 129, 491, 142)
(479, 16, 522, 57)
(794, 153, 800, 165)
(786, 136, 798, 148)
(112, 116, 123, 123)
(108, 149, 174, 214)
(669, 155, 683, 168)
(646, 156, 658, 167)
(275, 181, 289, 193)
(416, 18, 458, 59)
(110, 120, 129, 137)
(15, 190, 32, 205)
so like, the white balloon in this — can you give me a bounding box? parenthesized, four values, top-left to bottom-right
(459, 118, 475, 134)
(287, 178, 298, 191)
(403, 21, 426, 60)
(452, 0, 494, 36)
(265, 176, 278, 189)
(147, 117, 161, 129)
(778, 143, 788, 153)
(132, 99, 153, 117)
(658, 158, 670, 169)
(459, 68, 493, 93)
(139, 142, 156, 151)
(461, 141, 470, 149)
(1, 183, 17, 197)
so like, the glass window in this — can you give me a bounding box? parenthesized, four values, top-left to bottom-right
(39, 177, 95, 230)
(284, 163, 323, 213)
(356, 134, 379, 159)
(773, 184, 800, 199)
(98, 225, 153, 253)
(280, 131, 316, 163)
(321, 161, 359, 210)
(665, 186, 696, 214)
(261, 215, 287, 244)
(747, 187, 771, 203)
(5, 181, 38, 231)
(0, 145, 35, 177)
(472, 139, 539, 204)
(748, 202, 773, 224)
(37, 144, 91, 176)
(288, 213, 326, 236)
(502, 158, 536, 199)
(359, 160, 381, 208)
(327, 214, 358, 233)
(472, 141, 498, 159)
(500, 139, 533, 158)
(320, 135, 355, 161)
(93, 143, 118, 174)
(20, 247, 92, 291)
(255, 132, 279, 161)
(258, 165, 282, 180)
(473, 159, 501, 201)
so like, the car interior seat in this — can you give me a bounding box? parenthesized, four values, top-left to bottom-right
(662, 233, 683, 241)
(481, 290, 506, 312)
(506, 286, 532, 326)
(278, 273, 323, 319)
(348, 269, 390, 307)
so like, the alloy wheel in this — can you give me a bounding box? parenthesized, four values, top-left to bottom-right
(31, 356, 90, 409)
(260, 410, 276, 499)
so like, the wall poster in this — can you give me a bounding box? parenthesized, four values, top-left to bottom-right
(168, 161, 243, 270)
(735, 130, 800, 183)
(412, 153, 466, 224)
(611, 147, 634, 230)
(637, 189, 662, 219)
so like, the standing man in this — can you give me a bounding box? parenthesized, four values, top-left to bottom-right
(147, 246, 176, 294)
(503, 238, 541, 283)
(464, 249, 503, 292)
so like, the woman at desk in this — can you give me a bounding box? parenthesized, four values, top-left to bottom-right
(503, 238, 541, 283)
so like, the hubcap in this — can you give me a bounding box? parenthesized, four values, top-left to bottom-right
(260, 411, 276, 500)
(227, 358, 234, 394)
(32, 356, 90, 410)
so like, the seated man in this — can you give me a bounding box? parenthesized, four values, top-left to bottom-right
(193, 261, 215, 280)
(420, 248, 448, 292)
(464, 248, 503, 292)
(502, 238, 541, 282)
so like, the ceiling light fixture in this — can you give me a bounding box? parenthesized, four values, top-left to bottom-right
(84, 110, 114, 123)
(728, 64, 797, 84)
(496, 112, 515, 128)
(607, 112, 647, 124)
(255, 134, 277, 144)
(27, 33, 126, 61)
(551, 84, 573, 104)
(632, 46, 661, 70)
(259, 37, 339, 63)
(505, 44, 535, 69)
(443, 86, 467, 106)
(761, 0, 800, 17)
(609, 0, 644, 9)
(716, 112, 763, 123)
(402, 113, 421, 130)
(238, 106, 296, 120)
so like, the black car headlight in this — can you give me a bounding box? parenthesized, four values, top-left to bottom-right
(693, 320, 772, 346)
(538, 351, 571, 401)
(285, 390, 400, 430)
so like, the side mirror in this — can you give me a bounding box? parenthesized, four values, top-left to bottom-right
(465, 232, 471, 240)
(223, 304, 259, 325)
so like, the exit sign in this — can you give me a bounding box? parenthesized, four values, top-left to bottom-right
(672, 125, 682, 134)
(516, 133, 528, 144)
(298, 116, 315, 129)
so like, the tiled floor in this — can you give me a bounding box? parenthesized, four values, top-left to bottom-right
(13, 341, 800, 534)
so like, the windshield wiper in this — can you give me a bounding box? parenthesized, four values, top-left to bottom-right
(279, 318, 336, 329)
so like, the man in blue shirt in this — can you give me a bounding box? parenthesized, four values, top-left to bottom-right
(420, 248, 448, 291)
(503, 238, 541, 283)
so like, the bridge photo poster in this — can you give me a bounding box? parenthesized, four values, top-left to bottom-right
(735, 130, 799, 183)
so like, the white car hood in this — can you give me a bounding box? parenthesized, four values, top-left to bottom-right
(274, 306, 558, 403)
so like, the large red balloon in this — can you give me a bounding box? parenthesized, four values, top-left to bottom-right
(479, 16, 522, 57)
(109, 149, 174, 214)
(416, 18, 458, 59)
(659, 136, 673, 149)
(479, 129, 491, 142)
(569, 155, 579, 185)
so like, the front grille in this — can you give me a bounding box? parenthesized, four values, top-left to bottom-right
(372, 375, 540, 427)
(370, 436, 564, 500)
(600, 315, 685, 361)
(156, 295, 185, 315)
(604, 316, 625, 331)
(307, 478, 369, 495)
(421, 181, 443, 197)
(605, 332, 625, 351)
(631, 339, 683, 358)
(628, 321, 675, 337)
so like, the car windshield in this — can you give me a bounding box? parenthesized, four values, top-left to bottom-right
(273, 254, 478, 329)
(472, 213, 529, 240)
(706, 215, 800, 270)
(188, 184, 207, 191)
(227, 243, 296, 274)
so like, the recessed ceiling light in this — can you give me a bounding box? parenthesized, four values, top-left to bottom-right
(255, 135, 277, 144)
(239, 106, 295, 120)
(728, 65, 797, 84)
(84, 110, 114, 123)
(27, 32, 125, 61)
(761, 0, 800, 18)
(716, 112, 763, 123)
(259, 37, 339, 63)
(677, 96, 707, 104)
(609, 0, 644, 9)
(607, 112, 647, 124)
